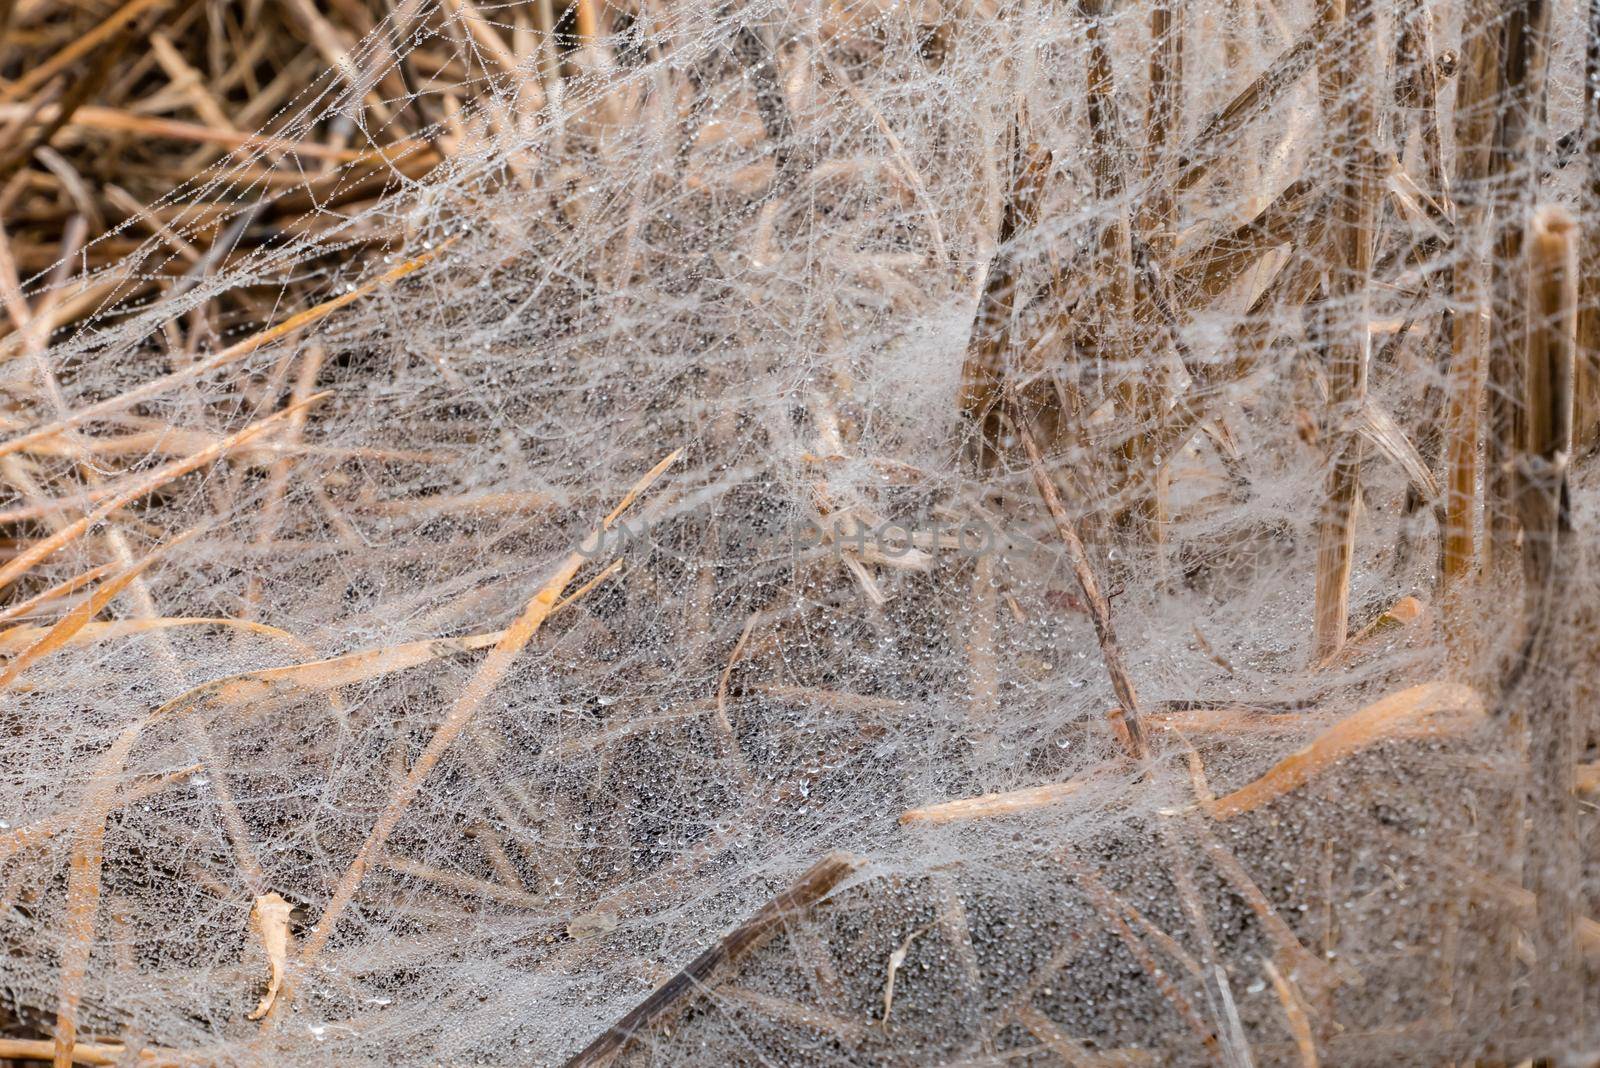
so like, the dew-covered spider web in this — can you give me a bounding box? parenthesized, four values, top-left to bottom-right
(1, 0, 1598, 1064)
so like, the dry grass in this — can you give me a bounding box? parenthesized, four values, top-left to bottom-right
(0, 1, 1597, 1066)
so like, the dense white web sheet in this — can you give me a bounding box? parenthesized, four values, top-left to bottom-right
(1, 0, 1598, 1063)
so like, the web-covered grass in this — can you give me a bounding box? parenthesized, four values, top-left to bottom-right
(0, 0, 1597, 1064)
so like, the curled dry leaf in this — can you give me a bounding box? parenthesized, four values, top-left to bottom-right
(880, 924, 930, 1031)
(246, 892, 294, 1021)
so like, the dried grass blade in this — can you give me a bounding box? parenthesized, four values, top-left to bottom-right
(0, 528, 197, 688)
(0, 1037, 174, 1066)
(565, 852, 860, 1067)
(1262, 957, 1319, 1067)
(0, 394, 328, 593)
(0, 766, 198, 866)
(0, 0, 169, 104)
(1017, 420, 1147, 758)
(300, 449, 680, 962)
(0, 616, 312, 659)
(0, 243, 443, 459)
(51, 726, 143, 1068)
(43, 470, 638, 1065)
(0, 561, 117, 625)
(1353, 400, 1441, 504)
(1209, 683, 1484, 820)
(151, 563, 620, 726)
(900, 776, 1097, 826)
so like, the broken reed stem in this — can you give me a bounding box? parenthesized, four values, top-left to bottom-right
(1078, 0, 1150, 515)
(1440, 0, 1502, 589)
(1016, 420, 1147, 759)
(900, 777, 1094, 826)
(959, 134, 1051, 470)
(1138, 1, 1183, 279)
(1311, 0, 1379, 662)
(1576, 0, 1600, 449)
(1394, 0, 1451, 217)
(564, 853, 860, 1067)
(1134, 0, 1184, 555)
(1484, 0, 1551, 575)
(1510, 206, 1580, 1031)
(1145, 4, 1183, 191)
(1177, 28, 1318, 195)
(1524, 211, 1575, 468)
(1080, 0, 1126, 208)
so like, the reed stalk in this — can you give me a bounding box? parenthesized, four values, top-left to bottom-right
(1484, 0, 1551, 575)
(1510, 206, 1580, 1042)
(1440, 0, 1502, 588)
(1311, 0, 1379, 661)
